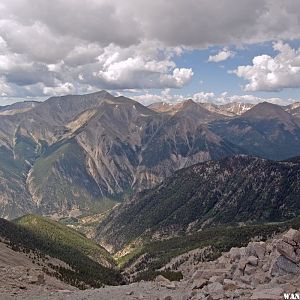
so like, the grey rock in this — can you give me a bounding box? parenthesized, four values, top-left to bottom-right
(271, 255, 300, 276)
(192, 279, 208, 289)
(283, 229, 300, 245)
(229, 248, 241, 262)
(276, 240, 300, 263)
(247, 256, 259, 266)
(250, 287, 283, 300)
(244, 264, 257, 276)
(246, 242, 266, 260)
(203, 282, 224, 300)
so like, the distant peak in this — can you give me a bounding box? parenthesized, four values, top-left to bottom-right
(244, 102, 285, 116)
(87, 90, 115, 98)
(182, 99, 197, 106)
(243, 101, 296, 126)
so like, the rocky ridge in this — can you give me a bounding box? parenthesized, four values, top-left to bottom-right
(0, 92, 244, 219)
(2, 92, 300, 219)
(96, 155, 300, 252)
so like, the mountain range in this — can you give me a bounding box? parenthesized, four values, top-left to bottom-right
(1, 91, 300, 219)
(96, 155, 300, 252)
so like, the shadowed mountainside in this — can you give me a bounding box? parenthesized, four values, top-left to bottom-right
(96, 155, 300, 252)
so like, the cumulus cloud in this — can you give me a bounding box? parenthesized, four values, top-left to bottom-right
(208, 48, 235, 62)
(2, 0, 300, 49)
(132, 89, 298, 106)
(1, 0, 300, 100)
(233, 41, 300, 91)
(43, 82, 75, 96)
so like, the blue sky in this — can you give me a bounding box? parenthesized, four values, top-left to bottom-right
(127, 41, 300, 105)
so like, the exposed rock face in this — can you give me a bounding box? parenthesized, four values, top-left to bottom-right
(2, 92, 300, 218)
(0, 92, 243, 219)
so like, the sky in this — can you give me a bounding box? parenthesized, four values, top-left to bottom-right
(1, 0, 300, 105)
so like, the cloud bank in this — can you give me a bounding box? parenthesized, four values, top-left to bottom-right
(0, 0, 300, 100)
(133, 89, 298, 106)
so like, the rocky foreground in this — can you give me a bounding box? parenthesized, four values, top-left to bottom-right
(2, 229, 300, 300)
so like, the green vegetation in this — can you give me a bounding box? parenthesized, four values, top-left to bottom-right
(119, 216, 300, 281)
(30, 139, 116, 215)
(136, 270, 183, 282)
(0, 215, 123, 288)
(14, 214, 114, 265)
(98, 155, 300, 251)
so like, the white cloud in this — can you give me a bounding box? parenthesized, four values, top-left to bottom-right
(215, 94, 297, 105)
(0, 76, 11, 96)
(159, 68, 193, 88)
(1, 1, 300, 99)
(2, 0, 300, 49)
(132, 89, 298, 106)
(91, 42, 193, 89)
(233, 41, 300, 91)
(208, 48, 235, 62)
(43, 82, 75, 96)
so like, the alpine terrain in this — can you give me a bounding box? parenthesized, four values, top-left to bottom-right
(1, 91, 300, 219)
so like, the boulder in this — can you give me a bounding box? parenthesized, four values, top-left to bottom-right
(192, 278, 208, 289)
(229, 247, 241, 262)
(223, 279, 244, 291)
(201, 268, 229, 279)
(271, 255, 300, 276)
(251, 271, 271, 286)
(191, 270, 203, 281)
(246, 242, 266, 260)
(276, 240, 300, 264)
(238, 258, 247, 271)
(155, 275, 170, 284)
(208, 275, 224, 284)
(247, 256, 259, 266)
(203, 282, 224, 300)
(244, 264, 257, 276)
(250, 287, 283, 300)
(28, 273, 45, 284)
(283, 229, 300, 246)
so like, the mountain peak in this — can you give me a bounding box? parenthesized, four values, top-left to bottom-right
(87, 90, 115, 99)
(243, 101, 292, 120)
(241, 101, 300, 131)
(182, 99, 197, 106)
